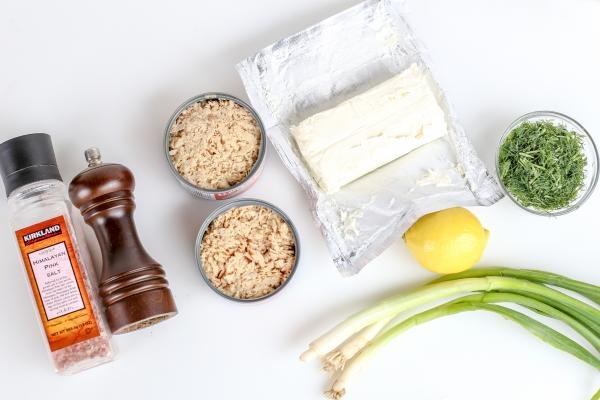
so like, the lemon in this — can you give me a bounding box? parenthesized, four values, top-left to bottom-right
(404, 207, 489, 274)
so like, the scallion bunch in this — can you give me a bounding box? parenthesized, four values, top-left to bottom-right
(301, 267, 600, 399)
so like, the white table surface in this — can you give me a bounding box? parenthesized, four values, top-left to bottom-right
(1, 0, 599, 398)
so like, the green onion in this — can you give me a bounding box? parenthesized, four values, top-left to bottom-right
(303, 268, 600, 399)
(327, 301, 600, 399)
(321, 290, 600, 373)
(302, 276, 600, 360)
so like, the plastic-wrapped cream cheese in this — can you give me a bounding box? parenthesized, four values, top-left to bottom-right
(291, 63, 448, 193)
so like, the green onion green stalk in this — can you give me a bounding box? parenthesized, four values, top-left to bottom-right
(431, 267, 600, 305)
(449, 292, 600, 352)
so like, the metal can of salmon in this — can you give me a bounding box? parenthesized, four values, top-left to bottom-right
(164, 92, 267, 200)
(195, 198, 300, 302)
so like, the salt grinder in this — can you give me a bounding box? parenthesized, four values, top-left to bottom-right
(69, 148, 177, 334)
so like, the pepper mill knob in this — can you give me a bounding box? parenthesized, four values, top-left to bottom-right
(84, 147, 103, 167)
(69, 148, 177, 334)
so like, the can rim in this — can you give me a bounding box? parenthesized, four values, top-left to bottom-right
(194, 198, 301, 303)
(164, 92, 267, 195)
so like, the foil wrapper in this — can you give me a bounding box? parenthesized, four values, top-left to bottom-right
(237, 0, 503, 276)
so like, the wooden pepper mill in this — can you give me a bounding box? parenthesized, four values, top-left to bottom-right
(69, 148, 177, 334)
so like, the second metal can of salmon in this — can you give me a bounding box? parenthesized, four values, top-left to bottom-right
(164, 92, 267, 200)
(195, 198, 300, 302)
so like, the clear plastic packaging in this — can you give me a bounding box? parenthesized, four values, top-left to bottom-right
(8, 180, 115, 374)
(237, 0, 503, 275)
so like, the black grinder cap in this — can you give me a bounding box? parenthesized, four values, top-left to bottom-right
(0, 133, 63, 197)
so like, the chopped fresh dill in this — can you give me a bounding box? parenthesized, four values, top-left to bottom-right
(498, 120, 586, 211)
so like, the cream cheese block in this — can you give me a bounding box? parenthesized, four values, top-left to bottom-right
(291, 63, 448, 193)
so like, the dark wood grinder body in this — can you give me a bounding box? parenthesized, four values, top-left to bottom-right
(69, 149, 177, 334)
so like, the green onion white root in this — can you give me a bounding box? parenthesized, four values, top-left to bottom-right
(321, 317, 393, 372)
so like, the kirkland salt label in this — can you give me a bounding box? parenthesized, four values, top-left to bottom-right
(15, 216, 100, 352)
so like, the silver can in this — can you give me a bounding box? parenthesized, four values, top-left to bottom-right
(195, 198, 300, 302)
(164, 92, 267, 200)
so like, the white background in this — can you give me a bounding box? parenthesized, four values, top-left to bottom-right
(1, 0, 599, 398)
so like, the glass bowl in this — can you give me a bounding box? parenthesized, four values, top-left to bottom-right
(496, 111, 599, 216)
